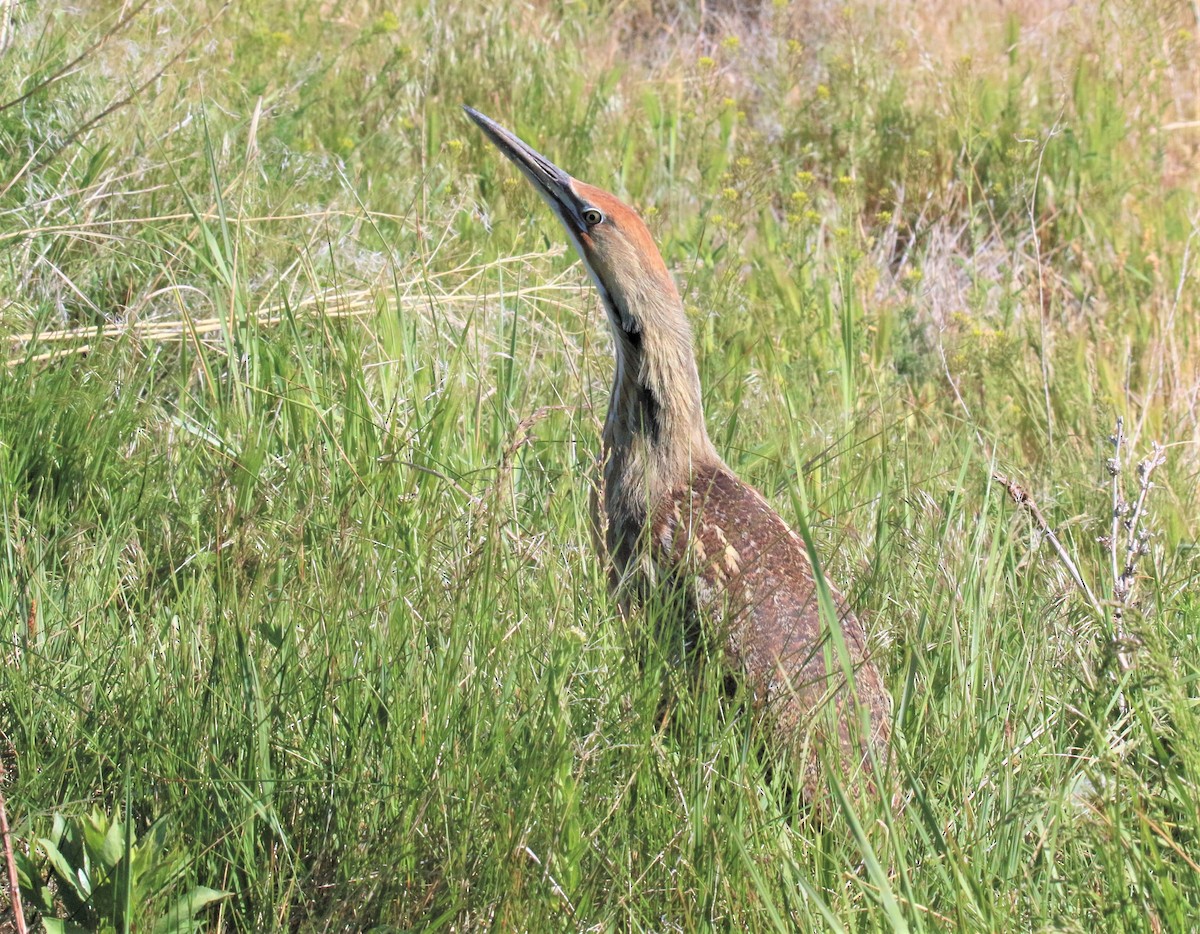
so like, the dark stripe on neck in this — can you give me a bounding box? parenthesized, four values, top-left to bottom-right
(639, 384, 661, 443)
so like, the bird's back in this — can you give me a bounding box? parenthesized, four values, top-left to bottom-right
(647, 462, 890, 793)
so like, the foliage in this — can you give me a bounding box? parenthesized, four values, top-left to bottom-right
(15, 809, 228, 933)
(0, 0, 1198, 930)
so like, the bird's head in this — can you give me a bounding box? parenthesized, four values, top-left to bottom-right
(464, 106, 684, 350)
(465, 106, 715, 470)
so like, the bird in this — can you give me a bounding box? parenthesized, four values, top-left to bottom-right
(465, 106, 891, 800)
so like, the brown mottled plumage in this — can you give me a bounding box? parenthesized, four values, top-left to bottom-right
(465, 107, 890, 798)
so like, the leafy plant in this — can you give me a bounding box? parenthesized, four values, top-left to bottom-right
(15, 809, 228, 934)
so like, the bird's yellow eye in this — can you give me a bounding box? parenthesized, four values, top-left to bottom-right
(582, 208, 604, 226)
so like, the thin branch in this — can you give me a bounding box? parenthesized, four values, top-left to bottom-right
(1104, 418, 1165, 672)
(993, 472, 1106, 623)
(0, 758, 27, 934)
(1117, 443, 1165, 608)
(1124, 444, 1165, 572)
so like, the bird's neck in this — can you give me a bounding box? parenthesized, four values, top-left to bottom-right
(602, 314, 718, 515)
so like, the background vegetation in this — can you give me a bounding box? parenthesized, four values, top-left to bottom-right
(2, 0, 1198, 929)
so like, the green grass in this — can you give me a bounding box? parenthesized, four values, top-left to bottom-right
(2, 1, 1199, 930)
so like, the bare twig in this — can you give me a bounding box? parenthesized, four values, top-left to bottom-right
(1123, 445, 1165, 571)
(992, 472, 1106, 623)
(1100, 418, 1165, 671)
(1000, 417, 1166, 676)
(1112, 440, 1165, 666)
(0, 758, 27, 934)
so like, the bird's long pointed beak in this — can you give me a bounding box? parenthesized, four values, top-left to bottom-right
(463, 106, 584, 233)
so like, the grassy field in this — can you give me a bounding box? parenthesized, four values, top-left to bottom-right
(2, 0, 1199, 930)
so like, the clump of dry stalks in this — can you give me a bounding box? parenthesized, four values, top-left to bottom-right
(995, 415, 1166, 680)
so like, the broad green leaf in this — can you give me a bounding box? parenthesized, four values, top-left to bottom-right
(99, 810, 127, 870)
(38, 839, 91, 902)
(152, 886, 232, 934)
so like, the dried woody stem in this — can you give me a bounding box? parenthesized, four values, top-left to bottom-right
(1105, 417, 1165, 671)
(0, 758, 27, 934)
(996, 417, 1164, 674)
(992, 472, 1106, 623)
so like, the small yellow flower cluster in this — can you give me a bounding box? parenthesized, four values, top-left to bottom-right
(713, 153, 763, 221)
(948, 311, 1011, 370)
(785, 171, 819, 226)
(785, 205, 821, 226)
(374, 12, 400, 32)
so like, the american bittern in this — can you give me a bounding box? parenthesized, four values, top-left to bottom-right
(465, 106, 890, 798)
